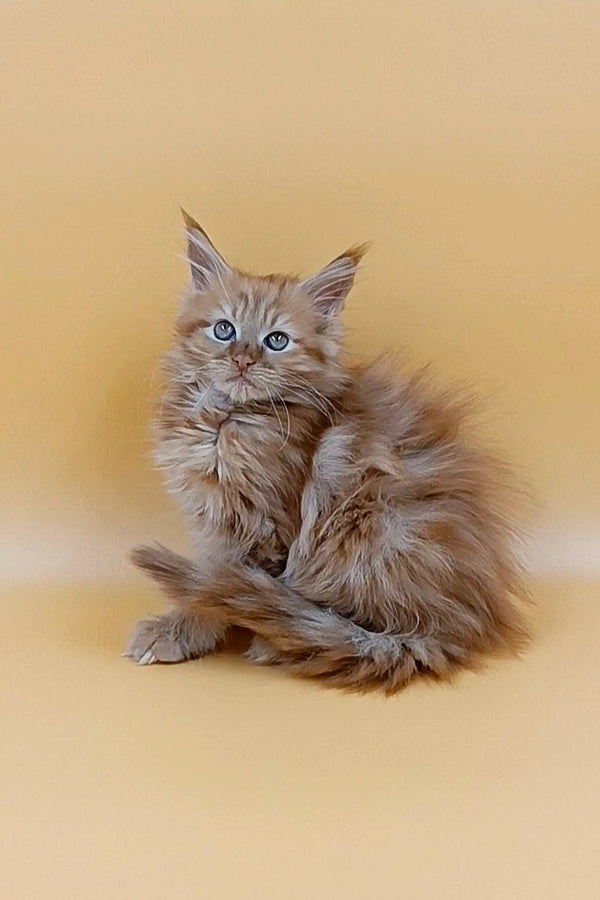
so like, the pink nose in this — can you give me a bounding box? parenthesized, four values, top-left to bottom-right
(233, 354, 256, 375)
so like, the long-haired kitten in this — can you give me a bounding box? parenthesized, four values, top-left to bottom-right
(125, 211, 529, 693)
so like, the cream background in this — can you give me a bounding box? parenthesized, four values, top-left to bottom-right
(1, 2, 599, 898)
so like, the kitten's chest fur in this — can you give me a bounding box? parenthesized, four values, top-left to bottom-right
(157, 402, 319, 571)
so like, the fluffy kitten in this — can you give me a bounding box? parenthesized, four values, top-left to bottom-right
(125, 211, 529, 693)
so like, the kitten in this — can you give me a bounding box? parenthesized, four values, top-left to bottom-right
(124, 210, 529, 693)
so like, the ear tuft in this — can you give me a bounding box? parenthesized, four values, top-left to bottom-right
(341, 242, 371, 267)
(180, 206, 203, 231)
(300, 243, 370, 316)
(180, 208, 230, 291)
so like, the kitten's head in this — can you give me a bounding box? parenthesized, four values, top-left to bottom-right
(173, 210, 367, 407)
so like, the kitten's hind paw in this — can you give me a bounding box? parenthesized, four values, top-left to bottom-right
(246, 636, 286, 666)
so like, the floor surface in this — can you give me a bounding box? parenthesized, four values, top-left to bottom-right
(2, 580, 599, 899)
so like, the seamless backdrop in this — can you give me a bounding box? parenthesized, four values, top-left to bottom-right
(2, 0, 599, 582)
(2, 4, 600, 900)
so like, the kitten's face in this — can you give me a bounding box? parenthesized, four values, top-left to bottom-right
(173, 212, 367, 408)
(178, 272, 339, 405)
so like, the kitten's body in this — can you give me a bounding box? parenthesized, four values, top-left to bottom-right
(126, 213, 528, 692)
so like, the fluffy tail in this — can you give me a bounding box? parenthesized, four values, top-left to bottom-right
(131, 544, 472, 694)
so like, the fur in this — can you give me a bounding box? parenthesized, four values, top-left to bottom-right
(125, 211, 529, 694)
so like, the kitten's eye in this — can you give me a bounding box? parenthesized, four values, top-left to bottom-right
(213, 320, 236, 342)
(264, 331, 289, 351)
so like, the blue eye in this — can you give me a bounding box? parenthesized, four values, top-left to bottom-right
(213, 320, 235, 341)
(264, 331, 289, 351)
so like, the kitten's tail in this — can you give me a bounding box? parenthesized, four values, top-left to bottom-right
(131, 544, 470, 694)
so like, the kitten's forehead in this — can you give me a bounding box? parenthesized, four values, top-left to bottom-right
(221, 273, 302, 331)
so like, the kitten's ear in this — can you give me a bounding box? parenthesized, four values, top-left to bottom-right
(300, 244, 369, 316)
(181, 208, 231, 291)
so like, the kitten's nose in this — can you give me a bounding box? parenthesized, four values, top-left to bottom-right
(233, 354, 256, 375)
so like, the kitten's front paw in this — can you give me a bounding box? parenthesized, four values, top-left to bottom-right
(123, 615, 189, 665)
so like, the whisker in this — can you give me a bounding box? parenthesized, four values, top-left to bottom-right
(283, 386, 335, 426)
(265, 386, 286, 448)
(285, 379, 337, 419)
(269, 384, 292, 449)
(287, 373, 340, 413)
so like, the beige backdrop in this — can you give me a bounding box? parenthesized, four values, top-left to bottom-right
(2, 2, 599, 899)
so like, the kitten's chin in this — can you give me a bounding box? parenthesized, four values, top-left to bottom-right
(223, 377, 261, 404)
